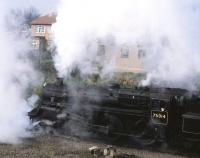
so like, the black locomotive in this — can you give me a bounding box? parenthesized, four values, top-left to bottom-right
(29, 78, 200, 146)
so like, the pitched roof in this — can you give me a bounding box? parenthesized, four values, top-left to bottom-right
(31, 14, 57, 25)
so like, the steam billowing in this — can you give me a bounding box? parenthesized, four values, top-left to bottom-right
(53, 0, 200, 90)
(0, 3, 38, 143)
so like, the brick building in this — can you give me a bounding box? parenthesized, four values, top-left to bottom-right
(30, 14, 144, 73)
(31, 13, 56, 49)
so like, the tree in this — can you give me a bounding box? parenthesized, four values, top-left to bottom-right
(23, 7, 40, 27)
(5, 7, 40, 34)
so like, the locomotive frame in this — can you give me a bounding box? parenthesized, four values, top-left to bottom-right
(29, 79, 200, 146)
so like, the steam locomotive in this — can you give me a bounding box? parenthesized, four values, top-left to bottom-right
(29, 78, 200, 147)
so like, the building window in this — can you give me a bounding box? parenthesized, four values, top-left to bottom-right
(121, 46, 129, 58)
(32, 40, 37, 48)
(138, 49, 146, 58)
(36, 25, 45, 33)
(97, 45, 105, 56)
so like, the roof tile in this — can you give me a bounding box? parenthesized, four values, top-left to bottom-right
(31, 14, 57, 25)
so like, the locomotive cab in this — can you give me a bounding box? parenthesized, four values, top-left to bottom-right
(182, 94, 200, 141)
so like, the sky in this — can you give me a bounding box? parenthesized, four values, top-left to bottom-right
(5, 0, 59, 14)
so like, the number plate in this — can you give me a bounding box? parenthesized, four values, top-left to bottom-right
(151, 110, 168, 125)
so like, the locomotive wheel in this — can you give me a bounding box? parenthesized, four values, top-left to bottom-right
(97, 114, 124, 142)
(131, 119, 158, 146)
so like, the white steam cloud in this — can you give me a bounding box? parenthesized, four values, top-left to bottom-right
(53, 0, 200, 90)
(0, 3, 38, 143)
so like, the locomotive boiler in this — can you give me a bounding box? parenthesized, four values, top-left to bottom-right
(28, 78, 200, 146)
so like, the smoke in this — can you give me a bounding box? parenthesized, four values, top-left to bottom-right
(0, 3, 39, 143)
(53, 0, 200, 90)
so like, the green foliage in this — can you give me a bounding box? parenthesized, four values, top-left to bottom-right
(40, 59, 55, 74)
(34, 39, 57, 79)
(32, 83, 44, 97)
(112, 72, 146, 88)
(64, 71, 146, 88)
(5, 7, 40, 34)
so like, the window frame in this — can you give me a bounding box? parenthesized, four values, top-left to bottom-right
(121, 46, 129, 58)
(97, 45, 106, 56)
(36, 25, 45, 34)
(138, 48, 146, 58)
